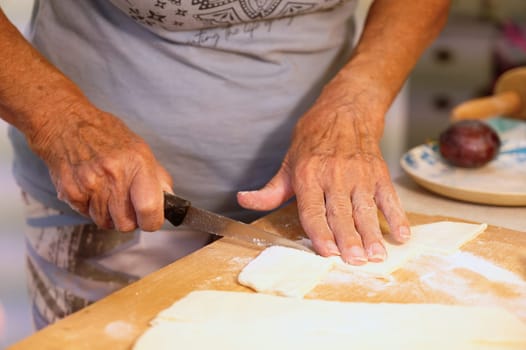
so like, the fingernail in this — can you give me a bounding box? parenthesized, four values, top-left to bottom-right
(367, 242, 386, 262)
(326, 241, 341, 256)
(238, 190, 259, 198)
(399, 226, 411, 242)
(345, 246, 367, 265)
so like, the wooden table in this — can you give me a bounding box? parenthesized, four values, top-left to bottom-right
(8, 204, 526, 350)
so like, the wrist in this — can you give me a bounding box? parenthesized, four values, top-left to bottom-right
(16, 81, 98, 161)
(312, 73, 391, 139)
(326, 59, 398, 114)
(15, 83, 88, 148)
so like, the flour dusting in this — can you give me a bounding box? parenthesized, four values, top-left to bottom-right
(406, 252, 526, 322)
(105, 320, 136, 340)
(425, 251, 523, 284)
(229, 256, 253, 267)
(322, 268, 396, 291)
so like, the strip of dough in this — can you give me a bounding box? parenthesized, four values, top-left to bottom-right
(409, 221, 488, 254)
(238, 221, 487, 297)
(134, 290, 526, 350)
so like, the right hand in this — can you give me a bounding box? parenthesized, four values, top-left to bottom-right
(29, 99, 173, 232)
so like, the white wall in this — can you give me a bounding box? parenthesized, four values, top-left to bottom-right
(0, 0, 34, 32)
(0, 1, 36, 347)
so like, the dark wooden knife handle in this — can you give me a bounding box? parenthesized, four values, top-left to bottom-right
(163, 192, 191, 227)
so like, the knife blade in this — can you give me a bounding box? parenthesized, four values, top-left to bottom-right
(163, 192, 313, 253)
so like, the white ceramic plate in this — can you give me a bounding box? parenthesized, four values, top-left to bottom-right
(400, 118, 526, 206)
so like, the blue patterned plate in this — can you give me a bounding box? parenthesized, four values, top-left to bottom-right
(400, 118, 526, 206)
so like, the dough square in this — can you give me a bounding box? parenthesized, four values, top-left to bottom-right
(237, 246, 332, 298)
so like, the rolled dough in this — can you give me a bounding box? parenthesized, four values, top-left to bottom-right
(238, 221, 487, 297)
(134, 290, 526, 350)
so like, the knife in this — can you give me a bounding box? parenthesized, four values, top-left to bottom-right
(163, 192, 313, 253)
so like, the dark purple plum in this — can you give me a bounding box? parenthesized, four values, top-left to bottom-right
(439, 120, 501, 168)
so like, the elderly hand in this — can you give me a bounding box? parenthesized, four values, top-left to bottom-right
(29, 100, 173, 232)
(238, 76, 410, 265)
(236, 0, 451, 263)
(0, 10, 172, 233)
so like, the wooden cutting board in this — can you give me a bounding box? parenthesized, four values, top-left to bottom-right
(8, 205, 526, 350)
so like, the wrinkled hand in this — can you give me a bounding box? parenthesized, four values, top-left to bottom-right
(238, 80, 410, 264)
(29, 102, 173, 232)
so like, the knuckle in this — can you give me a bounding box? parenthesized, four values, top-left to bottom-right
(116, 221, 137, 233)
(326, 198, 349, 218)
(99, 157, 122, 176)
(135, 204, 163, 232)
(111, 212, 135, 232)
(326, 162, 345, 179)
(294, 157, 319, 177)
(67, 190, 86, 204)
(292, 166, 309, 182)
(310, 240, 333, 257)
(141, 222, 162, 233)
(361, 235, 384, 253)
(297, 203, 323, 221)
(376, 183, 397, 202)
(335, 232, 362, 248)
(136, 199, 159, 218)
(360, 227, 382, 241)
(346, 153, 383, 174)
(60, 190, 88, 213)
(78, 171, 98, 191)
(353, 202, 376, 215)
(91, 215, 107, 229)
(323, 156, 341, 169)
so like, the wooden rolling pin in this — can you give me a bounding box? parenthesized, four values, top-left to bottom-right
(451, 67, 526, 121)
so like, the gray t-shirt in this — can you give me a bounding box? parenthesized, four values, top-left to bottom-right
(10, 0, 357, 223)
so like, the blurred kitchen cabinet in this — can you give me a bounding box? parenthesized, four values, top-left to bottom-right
(407, 17, 497, 148)
(407, 0, 526, 149)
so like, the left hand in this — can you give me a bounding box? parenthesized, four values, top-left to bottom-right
(237, 77, 410, 265)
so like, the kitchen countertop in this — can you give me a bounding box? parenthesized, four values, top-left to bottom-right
(394, 174, 525, 232)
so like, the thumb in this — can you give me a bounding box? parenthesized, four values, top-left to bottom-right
(237, 167, 294, 211)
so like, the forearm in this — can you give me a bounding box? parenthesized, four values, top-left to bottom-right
(0, 10, 173, 232)
(0, 9, 86, 146)
(324, 0, 450, 134)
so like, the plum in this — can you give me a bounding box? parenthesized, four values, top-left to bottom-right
(438, 120, 501, 168)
